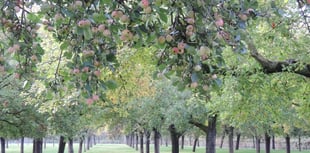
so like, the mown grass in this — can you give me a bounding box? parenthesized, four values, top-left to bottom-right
(5, 143, 310, 153)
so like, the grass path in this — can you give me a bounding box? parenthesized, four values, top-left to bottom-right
(5, 143, 310, 153)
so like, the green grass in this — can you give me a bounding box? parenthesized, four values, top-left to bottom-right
(5, 143, 310, 153)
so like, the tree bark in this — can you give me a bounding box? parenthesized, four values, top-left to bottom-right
(87, 135, 91, 150)
(181, 135, 185, 149)
(298, 135, 301, 152)
(265, 133, 271, 153)
(93, 135, 96, 145)
(145, 130, 151, 153)
(20, 137, 24, 153)
(1, 137, 5, 153)
(246, 38, 310, 77)
(235, 133, 241, 150)
(154, 128, 161, 153)
(58, 136, 66, 153)
(68, 138, 74, 153)
(189, 115, 217, 153)
(206, 116, 217, 153)
(193, 138, 198, 152)
(136, 133, 139, 151)
(140, 131, 144, 153)
(228, 126, 234, 153)
(219, 130, 225, 149)
(272, 135, 275, 150)
(78, 138, 83, 153)
(285, 135, 291, 153)
(255, 136, 260, 153)
(169, 124, 180, 153)
(33, 138, 43, 153)
(131, 132, 135, 148)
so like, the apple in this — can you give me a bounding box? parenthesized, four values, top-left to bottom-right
(82, 66, 89, 72)
(94, 70, 101, 77)
(92, 94, 99, 101)
(72, 68, 80, 74)
(144, 6, 152, 14)
(194, 65, 201, 71)
(238, 13, 248, 21)
(215, 18, 224, 27)
(14, 6, 20, 13)
(75, 0, 83, 8)
(186, 18, 195, 24)
(177, 42, 186, 50)
(0, 66, 5, 73)
(94, 60, 101, 67)
(190, 82, 198, 88)
(172, 47, 179, 54)
(31, 55, 38, 62)
(165, 34, 173, 42)
(211, 74, 217, 79)
(86, 98, 94, 105)
(158, 36, 166, 44)
(120, 14, 130, 23)
(140, 0, 149, 8)
(103, 29, 111, 37)
(14, 73, 20, 79)
(0, 56, 4, 62)
(98, 24, 105, 32)
(186, 25, 194, 32)
(203, 85, 209, 91)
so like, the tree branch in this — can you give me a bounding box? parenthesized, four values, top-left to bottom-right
(246, 39, 310, 78)
(189, 119, 208, 133)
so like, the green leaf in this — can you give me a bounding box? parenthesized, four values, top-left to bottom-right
(105, 80, 118, 90)
(83, 27, 93, 40)
(158, 8, 168, 23)
(60, 41, 69, 51)
(27, 14, 41, 23)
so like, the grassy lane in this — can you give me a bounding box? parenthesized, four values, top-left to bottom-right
(5, 143, 310, 153)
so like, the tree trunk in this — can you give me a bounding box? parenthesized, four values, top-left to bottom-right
(78, 138, 83, 153)
(181, 135, 184, 149)
(140, 131, 144, 153)
(165, 136, 168, 147)
(136, 133, 139, 151)
(193, 138, 198, 152)
(255, 136, 260, 153)
(285, 135, 290, 153)
(0, 137, 5, 153)
(169, 124, 180, 153)
(235, 133, 241, 150)
(68, 138, 74, 153)
(33, 138, 43, 153)
(58, 136, 66, 153)
(298, 135, 301, 152)
(265, 133, 271, 153)
(131, 132, 135, 148)
(145, 130, 151, 153)
(252, 136, 256, 148)
(5, 141, 8, 149)
(272, 135, 275, 150)
(83, 138, 86, 152)
(206, 116, 217, 153)
(20, 137, 24, 153)
(219, 130, 225, 149)
(93, 135, 96, 145)
(126, 135, 129, 146)
(228, 126, 234, 153)
(87, 135, 91, 150)
(154, 128, 161, 153)
(44, 139, 46, 149)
